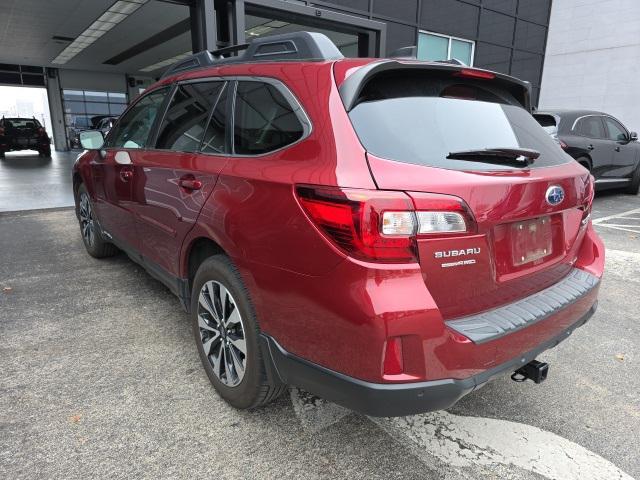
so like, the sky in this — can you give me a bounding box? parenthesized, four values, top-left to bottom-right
(0, 85, 55, 147)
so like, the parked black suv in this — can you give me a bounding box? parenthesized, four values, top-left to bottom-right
(534, 110, 640, 193)
(0, 117, 51, 158)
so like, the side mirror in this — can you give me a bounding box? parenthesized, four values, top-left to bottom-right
(79, 130, 104, 150)
(630, 131, 638, 141)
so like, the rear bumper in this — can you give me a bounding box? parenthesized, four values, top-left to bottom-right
(262, 302, 597, 417)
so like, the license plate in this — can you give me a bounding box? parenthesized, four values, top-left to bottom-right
(511, 216, 552, 266)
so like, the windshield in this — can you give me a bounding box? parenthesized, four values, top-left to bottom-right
(348, 75, 569, 171)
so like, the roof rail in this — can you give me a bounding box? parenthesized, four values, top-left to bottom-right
(160, 31, 344, 79)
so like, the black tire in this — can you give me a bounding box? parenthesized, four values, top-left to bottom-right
(576, 156, 591, 172)
(76, 184, 118, 258)
(191, 255, 286, 409)
(0, 150, 5, 159)
(625, 164, 640, 195)
(42, 148, 51, 158)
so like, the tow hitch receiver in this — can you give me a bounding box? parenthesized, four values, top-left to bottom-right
(511, 360, 549, 384)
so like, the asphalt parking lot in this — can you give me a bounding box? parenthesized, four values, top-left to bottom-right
(1, 191, 639, 480)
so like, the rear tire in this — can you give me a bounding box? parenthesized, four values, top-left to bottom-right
(625, 164, 640, 195)
(191, 255, 286, 410)
(576, 156, 591, 172)
(76, 184, 118, 258)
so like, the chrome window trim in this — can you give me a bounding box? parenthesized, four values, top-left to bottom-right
(570, 114, 606, 139)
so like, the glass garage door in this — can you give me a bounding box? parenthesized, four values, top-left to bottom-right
(62, 89, 127, 148)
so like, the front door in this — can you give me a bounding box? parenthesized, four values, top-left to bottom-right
(603, 115, 637, 178)
(96, 86, 171, 252)
(130, 80, 230, 277)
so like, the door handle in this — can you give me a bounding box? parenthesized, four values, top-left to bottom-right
(615, 146, 621, 152)
(178, 177, 203, 191)
(587, 144, 594, 150)
(120, 169, 133, 181)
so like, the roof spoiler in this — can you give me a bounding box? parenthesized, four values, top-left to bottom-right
(338, 60, 532, 112)
(161, 31, 344, 79)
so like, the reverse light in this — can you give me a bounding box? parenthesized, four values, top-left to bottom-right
(417, 211, 466, 234)
(382, 211, 416, 235)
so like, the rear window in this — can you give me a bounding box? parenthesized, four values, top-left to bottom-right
(533, 114, 557, 135)
(2, 118, 42, 129)
(348, 72, 569, 171)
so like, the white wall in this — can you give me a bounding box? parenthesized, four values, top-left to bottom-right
(539, 0, 640, 131)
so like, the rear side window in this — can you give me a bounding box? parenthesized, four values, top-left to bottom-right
(575, 116, 606, 139)
(348, 71, 569, 171)
(155, 81, 224, 152)
(200, 83, 229, 154)
(110, 88, 169, 149)
(233, 81, 304, 155)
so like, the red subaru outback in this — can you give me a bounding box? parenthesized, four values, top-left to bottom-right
(73, 32, 604, 416)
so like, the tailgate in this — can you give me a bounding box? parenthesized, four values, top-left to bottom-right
(368, 154, 591, 318)
(343, 64, 593, 319)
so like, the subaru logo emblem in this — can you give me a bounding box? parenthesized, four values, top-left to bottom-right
(545, 185, 565, 206)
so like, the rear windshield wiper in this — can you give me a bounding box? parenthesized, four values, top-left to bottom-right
(447, 147, 540, 167)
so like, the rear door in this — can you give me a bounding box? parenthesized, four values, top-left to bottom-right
(572, 115, 612, 178)
(346, 68, 592, 319)
(92, 87, 170, 251)
(603, 115, 638, 178)
(129, 80, 230, 277)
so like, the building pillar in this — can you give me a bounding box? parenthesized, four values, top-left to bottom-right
(190, 0, 217, 52)
(45, 68, 68, 151)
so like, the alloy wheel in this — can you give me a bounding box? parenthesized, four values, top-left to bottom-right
(78, 193, 95, 247)
(197, 280, 247, 387)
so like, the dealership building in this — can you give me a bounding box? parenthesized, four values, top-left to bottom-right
(0, 0, 551, 150)
(0, 0, 552, 151)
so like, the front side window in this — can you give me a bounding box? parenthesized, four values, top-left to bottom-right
(604, 117, 627, 141)
(418, 32, 474, 66)
(109, 88, 169, 149)
(575, 116, 605, 139)
(233, 81, 304, 155)
(155, 81, 225, 152)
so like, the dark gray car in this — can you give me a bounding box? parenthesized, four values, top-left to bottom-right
(534, 109, 640, 194)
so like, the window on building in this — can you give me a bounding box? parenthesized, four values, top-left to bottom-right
(233, 81, 305, 155)
(155, 81, 225, 152)
(417, 32, 474, 66)
(62, 89, 128, 148)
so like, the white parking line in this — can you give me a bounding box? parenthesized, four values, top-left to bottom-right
(290, 388, 634, 479)
(371, 412, 634, 480)
(593, 207, 640, 234)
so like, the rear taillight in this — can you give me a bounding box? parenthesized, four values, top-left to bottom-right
(0, 127, 4, 136)
(296, 186, 417, 263)
(296, 186, 476, 263)
(559, 140, 568, 150)
(37, 127, 46, 137)
(581, 175, 595, 226)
